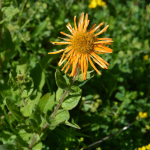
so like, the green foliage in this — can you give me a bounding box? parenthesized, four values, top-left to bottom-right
(0, 0, 150, 150)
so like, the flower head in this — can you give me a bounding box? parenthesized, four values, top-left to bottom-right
(49, 13, 113, 80)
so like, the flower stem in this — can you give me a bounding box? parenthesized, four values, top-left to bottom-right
(27, 67, 80, 150)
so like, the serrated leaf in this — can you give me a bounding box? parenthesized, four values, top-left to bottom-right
(37, 93, 55, 113)
(20, 92, 42, 117)
(64, 120, 81, 129)
(62, 86, 82, 110)
(6, 98, 23, 122)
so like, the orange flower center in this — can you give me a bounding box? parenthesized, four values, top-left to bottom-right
(71, 32, 94, 54)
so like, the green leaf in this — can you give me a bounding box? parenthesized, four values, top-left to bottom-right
(55, 70, 69, 90)
(20, 92, 42, 117)
(37, 93, 55, 113)
(0, 5, 19, 24)
(25, 119, 39, 132)
(6, 98, 23, 122)
(32, 20, 48, 37)
(21, 78, 34, 98)
(64, 120, 81, 129)
(29, 110, 46, 128)
(62, 86, 82, 110)
(32, 142, 42, 150)
(56, 88, 65, 102)
(0, 145, 16, 150)
(0, 27, 15, 53)
(46, 109, 70, 128)
(16, 64, 27, 75)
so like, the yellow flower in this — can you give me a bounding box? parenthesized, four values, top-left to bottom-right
(141, 146, 146, 150)
(49, 13, 113, 80)
(138, 148, 142, 150)
(89, 0, 97, 8)
(142, 112, 148, 118)
(146, 144, 150, 149)
(143, 55, 149, 61)
(139, 112, 148, 118)
(97, 0, 106, 6)
(89, 0, 106, 8)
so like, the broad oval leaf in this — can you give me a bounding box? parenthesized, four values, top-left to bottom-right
(37, 92, 55, 113)
(62, 86, 82, 110)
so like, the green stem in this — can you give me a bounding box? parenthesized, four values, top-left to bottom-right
(28, 67, 80, 150)
(17, 0, 28, 24)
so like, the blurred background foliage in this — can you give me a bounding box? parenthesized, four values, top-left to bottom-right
(0, 0, 150, 149)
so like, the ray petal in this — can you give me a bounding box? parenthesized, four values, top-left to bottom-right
(61, 56, 72, 71)
(88, 56, 101, 75)
(83, 20, 90, 32)
(94, 46, 113, 53)
(60, 31, 73, 38)
(48, 49, 64, 54)
(51, 41, 71, 45)
(92, 57, 106, 69)
(89, 24, 97, 32)
(84, 54, 88, 80)
(64, 46, 72, 53)
(89, 22, 104, 34)
(58, 37, 71, 41)
(91, 52, 109, 66)
(81, 55, 84, 79)
(58, 53, 65, 66)
(93, 25, 109, 37)
(70, 54, 79, 77)
(74, 16, 77, 31)
(96, 38, 113, 41)
(66, 23, 75, 35)
(94, 40, 113, 44)
(78, 13, 84, 28)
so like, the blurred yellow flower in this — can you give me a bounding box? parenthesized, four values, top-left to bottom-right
(146, 144, 150, 149)
(89, 0, 106, 8)
(139, 112, 148, 118)
(143, 55, 149, 61)
(141, 146, 146, 150)
(138, 144, 150, 150)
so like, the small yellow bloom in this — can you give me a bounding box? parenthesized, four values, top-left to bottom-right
(143, 55, 149, 61)
(141, 146, 146, 150)
(142, 112, 148, 118)
(97, 0, 106, 6)
(138, 148, 142, 150)
(88, 0, 106, 9)
(146, 144, 150, 150)
(139, 112, 148, 118)
(89, 0, 97, 8)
